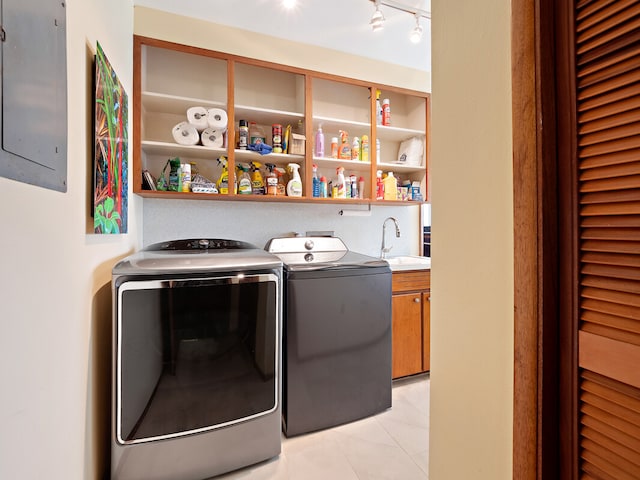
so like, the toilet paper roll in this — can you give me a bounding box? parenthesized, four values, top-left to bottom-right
(201, 127, 225, 148)
(207, 108, 228, 130)
(186, 106, 209, 131)
(172, 121, 199, 146)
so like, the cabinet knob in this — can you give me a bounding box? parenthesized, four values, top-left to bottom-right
(414, 297, 420, 303)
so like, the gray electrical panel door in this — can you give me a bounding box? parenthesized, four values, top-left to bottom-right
(0, 0, 67, 191)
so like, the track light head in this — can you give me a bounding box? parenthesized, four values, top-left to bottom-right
(370, 2, 385, 31)
(410, 14, 422, 43)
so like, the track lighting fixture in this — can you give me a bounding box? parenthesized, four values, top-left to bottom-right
(369, 0, 430, 42)
(370, 1, 385, 32)
(410, 14, 422, 43)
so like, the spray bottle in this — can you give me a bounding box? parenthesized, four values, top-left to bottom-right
(287, 163, 303, 197)
(265, 163, 278, 195)
(312, 164, 320, 198)
(338, 130, 351, 160)
(376, 89, 383, 126)
(250, 161, 265, 195)
(236, 163, 252, 194)
(335, 166, 347, 198)
(216, 156, 230, 194)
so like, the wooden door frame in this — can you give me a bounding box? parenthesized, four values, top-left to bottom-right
(512, 0, 576, 478)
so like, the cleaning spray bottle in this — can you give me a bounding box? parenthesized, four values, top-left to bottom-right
(236, 163, 252, 194)
(250, 161, 265, 195)
(312, 164, 320, 198)
(335, 166, 347, 198)
(338, 130, 351, 160)
(286, 163, 303, 197)
(216, 156, 230, 194)
(265, 163, 278, 195)
(376, 89, 383, 126)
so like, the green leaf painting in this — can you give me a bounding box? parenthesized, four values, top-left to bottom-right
(94, 42, 128, 234)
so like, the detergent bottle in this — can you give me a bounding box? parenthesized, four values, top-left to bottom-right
(287, 163, 303, 197)
(250, 161, 265, 195)
(216, 156, 230, 194)
(338, 130, 351, 160)
(351, 137, 360, 161)
(312, 164, 320, 198)
(276, 168, 287, 196)
(265, 163, 278, 195)
(383, 171, 398, 200)
(236, 163, 252, 194)
(335, 166, 347, 198)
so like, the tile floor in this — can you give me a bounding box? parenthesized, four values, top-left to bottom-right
(217, 373, 430, 479)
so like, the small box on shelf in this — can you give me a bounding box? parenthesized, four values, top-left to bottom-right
(289, 133, 306, 155)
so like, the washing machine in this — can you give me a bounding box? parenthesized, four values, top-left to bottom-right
(111, 239, 282, 480)
(265, 235, 392, 437)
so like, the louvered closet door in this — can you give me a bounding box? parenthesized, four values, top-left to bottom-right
(574, 1, 640, 478)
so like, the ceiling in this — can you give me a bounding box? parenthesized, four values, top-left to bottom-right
(133, 0, 431, 73)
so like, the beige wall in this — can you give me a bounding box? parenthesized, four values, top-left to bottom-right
(429, 0, 514, 478)
(0, 1, 137, 479)
(134, 6, 430, 93)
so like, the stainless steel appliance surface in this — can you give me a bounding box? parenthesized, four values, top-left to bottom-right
(265, 235, 392, 437)
(111, 239, 282, 480)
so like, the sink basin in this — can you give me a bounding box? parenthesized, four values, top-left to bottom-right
(385, 256, 431, 271)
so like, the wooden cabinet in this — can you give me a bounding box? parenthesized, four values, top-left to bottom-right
(133, 35, 429, 203)
(392, 270, 430, 378)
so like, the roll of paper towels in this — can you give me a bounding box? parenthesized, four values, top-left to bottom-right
(186, 106, 208, 131)
(207, 108, 228, 130)
(201, 128, 225, 148)
(172, 121, 199, 145)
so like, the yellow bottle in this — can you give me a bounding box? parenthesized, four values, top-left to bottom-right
(383, 171, 398, 200)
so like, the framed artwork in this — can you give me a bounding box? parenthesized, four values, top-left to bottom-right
(93, 41, 128, 234)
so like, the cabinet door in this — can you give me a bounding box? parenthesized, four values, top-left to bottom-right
(392, 293, 423, 378)
(422, 291, 430, 372)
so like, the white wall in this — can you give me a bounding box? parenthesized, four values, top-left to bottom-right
(429, 0, 514, 478)
(0, 1, 137, 479)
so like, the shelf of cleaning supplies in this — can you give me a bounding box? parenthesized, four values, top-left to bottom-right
(234, 105, 304, 127)
(142, 92, 227, 115)
(141, 140, 226, 160)
(313, 157, 371, 172)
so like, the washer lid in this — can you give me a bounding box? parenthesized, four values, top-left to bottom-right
(113, 238, 282, 275)
(265, 236, 388, 271)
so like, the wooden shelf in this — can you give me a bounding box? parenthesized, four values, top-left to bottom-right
(134, 35, 429, 203)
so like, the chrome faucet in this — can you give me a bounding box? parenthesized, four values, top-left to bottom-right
(381, 217, 401, 259)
